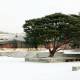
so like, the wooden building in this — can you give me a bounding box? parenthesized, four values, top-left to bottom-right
(0, 33, 27, 48)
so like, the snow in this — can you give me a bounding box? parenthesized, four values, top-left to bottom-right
(0, 56, 80, 80)
(57, 50, 80, 54)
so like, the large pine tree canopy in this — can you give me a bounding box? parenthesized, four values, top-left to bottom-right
(23, 13, 80, 56)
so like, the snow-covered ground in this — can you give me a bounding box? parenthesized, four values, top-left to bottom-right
(0, 56, 80, 80)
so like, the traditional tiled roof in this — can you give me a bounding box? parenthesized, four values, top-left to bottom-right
(0, 32, 25, 44)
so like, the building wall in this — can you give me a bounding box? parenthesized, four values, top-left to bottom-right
(17, 42, 27, 48)
(0, 41, 70, 49)
(37, 43, 70, 50)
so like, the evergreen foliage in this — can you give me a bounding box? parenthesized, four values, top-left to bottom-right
(23, 13, 80, 57)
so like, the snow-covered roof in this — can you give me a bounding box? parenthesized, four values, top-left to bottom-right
(0, 32, 25, 43)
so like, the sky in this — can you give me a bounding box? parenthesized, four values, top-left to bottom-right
(0, 0, 80, 33)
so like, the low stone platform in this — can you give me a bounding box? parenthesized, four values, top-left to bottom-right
(25, 57, 80, 63)
(25, 57, 66, 63)
(72, 66, 80, 71)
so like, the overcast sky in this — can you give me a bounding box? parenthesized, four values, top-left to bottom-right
(0, 0, 80, 33)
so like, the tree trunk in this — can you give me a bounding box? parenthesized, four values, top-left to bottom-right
(49, 48, 57, 57)
(48, 43, 63, 57)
